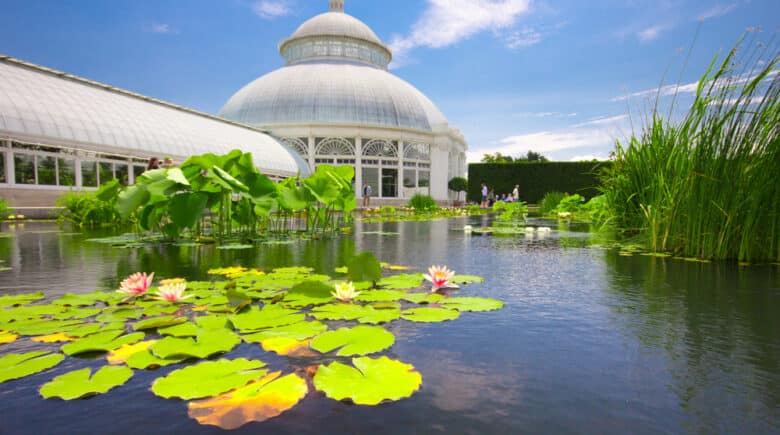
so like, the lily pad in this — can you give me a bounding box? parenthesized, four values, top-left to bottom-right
(347, 252, 382, 283)
(61, 330, 146, 356)
(40, 366, 134, 400)
(0, 331, 18, 344)
(158, 322, 199, 337)
(217, 244, 254, 250)
(314, 356, 422, 405)
(354, 290, 407, 302)
(401, 307, 460, 323)
(126, 350, 185, 370)
(188, 372, 308, 429)
(65, 322, 125, 338)
(152, 328, 241, 359)
(195, 315, 230, 330)
(229, 306, 305, 333)
(440, 297, 504, 312)
(51, 292, 114, 306)
(0, 352, 65, 383)
(96, 308, 143, 323)
(7, 319, 83, 336)
(281, 281, 335, 308)
(51, 308, 102, 320)
(401, 293, 444, 304)
(377, 273, 424, 289)
(142, 304, 180, 316)
(151, 358, 267, 400)
(32, 333, 74, 343)
(133, 316, 188, 331)
(0, 292, 44, 307)
(310, 326, 394, 356)
(242, 321, 328, 343)
(309, 304, 400, 324)
(107, 340, 158, 364)
(450, 275, 485, 284)
(0, 305, 66, 322)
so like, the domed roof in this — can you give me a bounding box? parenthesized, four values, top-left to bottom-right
(219, 61, 447, 132)
(286, 12, 383, 47)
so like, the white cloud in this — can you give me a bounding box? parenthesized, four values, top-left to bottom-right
(504, 27, 541, 49)
(252, 0, 291, 20)
(389, 0, 531, 68)
(612, 69, 779, 102)
(697, 3, 739, 21)
(637, 25, 662, 42)
(514, 111, 577, 118)
(144, 23, 173, 34)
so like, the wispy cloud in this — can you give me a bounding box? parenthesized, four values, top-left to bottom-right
(514, 111, 577, 118)
(252, 0, 292, 20)
(612, 70, 779, 102)
(697, 3, 739, 21)
(637, 25, 663, 42)
(389, 0, 531, 68)
(503, 27, 542, 49)
(144, 23, 174, 34)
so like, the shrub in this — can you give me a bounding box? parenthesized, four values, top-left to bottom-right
(56, 181, 125, 228)
(553, 194, 585, 214)
(540, 191, 566, 214)
(380, 205, 397, 216)
(492, 200, 529, 222)
(0, 198, 11, 221)
(408, 194, 437, 211)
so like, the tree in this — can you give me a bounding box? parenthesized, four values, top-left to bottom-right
(448, 177, 468, 203)
(524, 151, 548, 162)
(480, 151, 548, 163)
(480, 152, 514, 163)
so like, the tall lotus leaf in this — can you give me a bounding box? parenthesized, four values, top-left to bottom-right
(151, 358, 267, 400)
(302, 173, 340, 205)
(0, 292, 44, 307)
(243, 172, 276, 201)
(117, 184, 150, 218)
(0, 352, 64, 383)
(95, 178, 121, 201)
(61, 330, 146, 356)
(282, 281, 335, 308)
(166, 167, 191, 186)
(144, 178, 178, 202)
(277, 181, 311, 211)
(212, 166, 249, 193)
(229, 306, 305, 333)
(168, 192, 209, 229)
(441, 297, 504, 312)
(401, 307, 460, 323)
(136, 168, 168, 183)
(310, 325, 394, 356)
(330, 164, 355, 184)
(182, 153, 221, 170)
(242, 321, 328, 343)
(152, 328, 241, 359)
(314, 356, 422, 405)
(40, 366, 133, 400)
(139, 204, 162, 231)
(347, 252, 382, 284)
(188, 372, 308, 429)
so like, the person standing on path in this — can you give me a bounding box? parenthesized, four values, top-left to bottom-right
(362, 183, 372, 208)
(512, 184, 519, 202)
(481, 183, 488, 208)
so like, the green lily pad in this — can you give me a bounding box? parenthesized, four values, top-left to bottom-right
(217, 244, 254, 250)
(440, 297, 504, 312)
(51, 308, 102, 320)
(354, 290, 407, 302)
(96, 308, 143, 323)
(281, 281, 335, 308)
(242, 321, 328, 343)
(229, 306, 305, 333)
(401, 307, 460, 322)
(152, 328, 241, 359)
(40, 366, 134, 400)
(314, 356, 422, 405)
(64, 322, 125, 338)
(0, 352, 65, 383)
(51, 292, 115, 306)
(401, 293, 444, 304)
(8, 319, 83, 336)
(158, 322, 199, 337)
(0, 305, 66, 322)
(377, 273, 424, 289)
(0, 292, 45, 307)
(142, 304, 180, 316)
(310, 326, 394, 356)
(151, 358, 267, 400)
(61, 330, 146, 356)
(347, 252, 382, 283)
(195, 315, 230, 330)
(126, 350, 185, 370)
(133, 316, 188, 331)
(309, 304, 400, 324)
(450, 275, 485, 284)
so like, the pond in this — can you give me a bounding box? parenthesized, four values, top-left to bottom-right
(0, 218, 779, 434)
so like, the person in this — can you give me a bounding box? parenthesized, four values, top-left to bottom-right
(146, 157, 160, 170)
(487, 188, 495, 207)
(512, 184, 520, 202)
(362, 183, 372, 208)
(480, 183, 488, 208)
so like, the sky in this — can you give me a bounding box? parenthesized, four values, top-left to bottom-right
(0, 0, 777, 162)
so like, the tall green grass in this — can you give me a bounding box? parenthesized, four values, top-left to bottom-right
(600, 36, 779, 262)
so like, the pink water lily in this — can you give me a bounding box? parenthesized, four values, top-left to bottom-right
(117, 272, 154, 295)
(155, 282, 193, 303)
(424, 265, 459, 292)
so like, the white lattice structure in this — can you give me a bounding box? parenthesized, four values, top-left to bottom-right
(220, 1, 467, 202)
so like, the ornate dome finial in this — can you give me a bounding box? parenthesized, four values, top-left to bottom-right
(329, 0, 344, 12)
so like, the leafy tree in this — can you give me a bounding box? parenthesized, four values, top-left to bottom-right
(447, 177, 468, 203)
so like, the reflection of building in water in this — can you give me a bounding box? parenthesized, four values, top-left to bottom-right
(219, 1, 467, 204)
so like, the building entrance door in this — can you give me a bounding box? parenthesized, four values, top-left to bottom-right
(381, 168, 397, 198)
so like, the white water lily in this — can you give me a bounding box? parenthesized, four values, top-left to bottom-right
(558, 212, 572, 218)
(331, 282, 361, 302)
(463, 225, 473, 233)
(155, 282, 193, 303)
(537, 227, 551, 232)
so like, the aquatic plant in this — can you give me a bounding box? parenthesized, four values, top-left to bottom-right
(331, 282, 361, 302)
(408, 193, 438, 211)
(423, 265, 458, 292)
(155, 283, 192, 303)
(0, 198, 12, 222)
(492, 200, 529, 222)
(56, 180, 125, 228)
(117, 272, 154, 296)
(539, 191, 566, 214)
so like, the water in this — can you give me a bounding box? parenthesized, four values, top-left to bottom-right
(0, 219, 779, 434)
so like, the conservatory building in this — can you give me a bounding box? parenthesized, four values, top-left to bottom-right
(219, 0, 468, 203)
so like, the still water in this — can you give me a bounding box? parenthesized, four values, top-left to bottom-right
(0, 218, 778, 434)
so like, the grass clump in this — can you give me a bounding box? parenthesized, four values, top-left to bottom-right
(540, 191, 566, 214)
(408, 194, 438, 211)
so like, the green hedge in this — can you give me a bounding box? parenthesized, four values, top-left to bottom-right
(467, 161, 611, 204)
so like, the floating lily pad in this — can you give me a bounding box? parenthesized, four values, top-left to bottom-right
(440, 297, 503, 312)
(158, 322, 199, 337)
(133, 316, 188, 331)
(151, 358, 267, 400)
(309, 304, 400, 324)
(7, 319, 83, 336)
(310, 326, 394, 356)
(242, 320, 328, 343)
(40, 366, 134, 400)
(51, 308, 102, 320)
(354, 290, 407, 302)
(0, 305, 66, 322)
(142, 304, 180, 316)
(0, 352, 64, 383)
(126, 350, 185, 370)
(61, 330, 145, 356)
(107, 340, 158, 365)
(64, 322, 125, 338)
(0, 331, 18, 344)
(377, 273, 424, 289)
(281, 281, 335, 308)
(195, 315, 230, 330)
(217, 244, 254, 250)
(450, 275, 485, 284)
(347, 252, 382, 283)
(188, 372, 308, 429)
(0, 292, 44, 307)
(51, 292, 115, 306)
(401, 307, 460, 322)
(32, 333, 74, 343)
(401, 293, 444, 304)
(152, 328, 241, 359)
(314, 356, 422, 405)
(96, 308, 143, 323)
(229, 306, 305, 333)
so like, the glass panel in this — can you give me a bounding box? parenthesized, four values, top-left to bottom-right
(115, 163, 129, 185)
(58, 158, 75, 186)
(403, 169, 416, 188)
(99, 162, 114, 184)
(81, 161, 98, 187)
(133, 165, 146, 179)
(38, 156, 57, 185)
(14, 154, 35, 184)
(362, 167, 379, 198)
(418, 170, 430, 188)
(381, 168, 397, 198)
(0, 152, 5, 183)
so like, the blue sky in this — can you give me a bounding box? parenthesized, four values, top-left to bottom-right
(1, 0, 777, 161)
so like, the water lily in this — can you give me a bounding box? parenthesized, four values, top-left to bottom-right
(424, 265, 459, 292)
(117, 272, 154, 295)
(463, 225, 473, 233)
(331, 282, 361, 302)
(155, 282, 193, 303)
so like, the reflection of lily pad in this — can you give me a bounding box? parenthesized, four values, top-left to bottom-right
(151, 358, 267, 400)
(401, 307, 460, 322)
(40, 366, 134, 400)
(188, 372, 308, 429)
(310, 326, 394, 356)
(441, 297, 503, 312)
(133, 316, 187, 331)
(152, 328, 241, 359)
(229, 306, 305, 333)
(282, 281, 335, 308)
(0, 352, 65, 383)
(62, 330, 146, 356)
(314, 356, 422, 405)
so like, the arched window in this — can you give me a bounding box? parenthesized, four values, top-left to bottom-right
(404, 143, 430, 161)
(315, 137, 355, 156)
(362, 139, 398, 158)
(280, 137, 308, 157)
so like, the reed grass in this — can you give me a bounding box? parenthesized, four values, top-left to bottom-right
(600, 35, 779, 262)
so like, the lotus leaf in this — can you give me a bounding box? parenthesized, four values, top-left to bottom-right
(188, 372, 308, 429)
(229, 306, 305, 333)
(158, 322, 199, 337)
(32, 333, 74, 343)
(377, 273, 424, 289)
(152, 328, 241, 359)
(96, 308, 143, 323)
(168, 192, 208, 230)
(0, 331, 18, 344)
(242, 321, 327, 343)
(195, 315, 230, 330)
(134, 316, 188, 331)
(310, 326, 394, 356)
(450, 275, 485, 284)
(440, 297, 504, 312)
(347, 252, 382, 284)
(51, 308, 102, 320)
(400, 293, 444, 304)
(282, 281, 335, 308)
(0, 352, 64, 383)
(354, 290, 408, 302)
(314, 356, 422, 405)
(309, 304, 400, 324)
(0, 292, 44, 307)
(107, 340, 158, 364)
(401, 307, 460, 323)
(40, 366, 134, 400)
(142, 304, 180, 316)
(8, 319, 83, 336)
(152, 358, 267, 400)
(0, 305, 66, 322)
(61, 330, 145, 356)
(126, 350, 185, 370)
